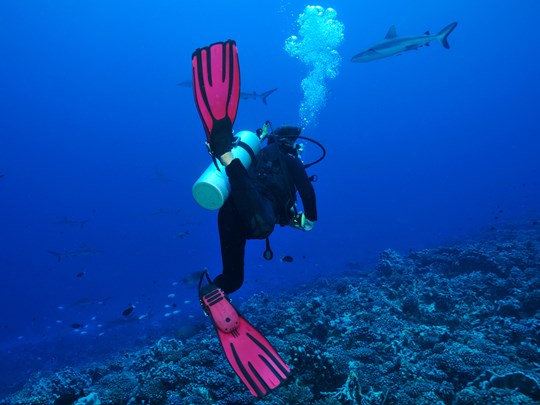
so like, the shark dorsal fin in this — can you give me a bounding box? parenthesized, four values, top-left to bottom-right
(385, 25, 397, 39)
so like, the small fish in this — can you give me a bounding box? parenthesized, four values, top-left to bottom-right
(153, 168, 172, 184)
(122, 305, 134, 317)
(182, 270, 205, 286)
(57, 306, 65, 310)
(346, 260, 363, 270)
(71, 323, 85, 329)
(164, 313, 171, 317)
(68, 296, 111, 309)
(54, 217, 89, 228)
(281, 255, 294, 263)
(138, 314, 148, 320)
(176, 80, 192, 88)
(168, 293, 175, 298)
(76, 271, 86, 278)
(175, 230, 189, 240)
(149, 208, 183, 216)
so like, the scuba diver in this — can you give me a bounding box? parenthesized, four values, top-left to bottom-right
(212, 122, 317, 294)
(190, 40, 320, 397)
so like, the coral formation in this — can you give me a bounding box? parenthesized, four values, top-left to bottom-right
(1, 219, 539, 404)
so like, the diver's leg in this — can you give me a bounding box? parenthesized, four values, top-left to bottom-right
(213, 198, 246, 294)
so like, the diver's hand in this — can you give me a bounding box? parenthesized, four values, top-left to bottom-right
(303, 217, 314, 231)
(290, 212, 315, 231)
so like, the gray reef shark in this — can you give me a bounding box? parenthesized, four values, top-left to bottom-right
(351, 21, 458, 62)
(67, 296, 112, 309)
(177, 80, 278, 104)
(239, 88, 278, 105)
(48, 245, 103, 262)
(54, 216, 89, 228)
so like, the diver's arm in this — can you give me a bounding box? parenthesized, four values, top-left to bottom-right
(285, 155, 317, 227)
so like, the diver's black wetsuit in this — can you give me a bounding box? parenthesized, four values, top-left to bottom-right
(214, 152, 317, 294)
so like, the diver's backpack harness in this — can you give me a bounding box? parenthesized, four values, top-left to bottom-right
(251, 122, 326, 260)
(250, 141, 297, 227)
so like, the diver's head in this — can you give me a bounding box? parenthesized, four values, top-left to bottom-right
(269, 125, 303, 156)
(272, 125, 302, 145)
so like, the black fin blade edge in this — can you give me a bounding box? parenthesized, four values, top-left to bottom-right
(230, 342, 265, 397)
(247, 332, 290, 376)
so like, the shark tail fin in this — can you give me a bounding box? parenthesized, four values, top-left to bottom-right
(48, 251, 62, 262)
(438, 22, 458, 49)
(261, 88, 278, 105)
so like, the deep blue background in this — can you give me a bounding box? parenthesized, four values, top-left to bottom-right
(1, 0, 539, 396)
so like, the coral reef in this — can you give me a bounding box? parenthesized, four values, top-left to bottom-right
(1, 219, 539, 404)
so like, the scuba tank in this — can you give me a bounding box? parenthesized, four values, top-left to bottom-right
(192, 121, 326, 210)
(192, 130, 262, 210)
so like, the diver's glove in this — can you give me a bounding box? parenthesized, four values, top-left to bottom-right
(290, 212, 315, 231)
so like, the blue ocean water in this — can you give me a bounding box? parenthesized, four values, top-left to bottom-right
(0, 0, 539, 399)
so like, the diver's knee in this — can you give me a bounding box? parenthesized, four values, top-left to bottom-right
(214, 274, 244, 295)
(226, 276, 244, 294)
